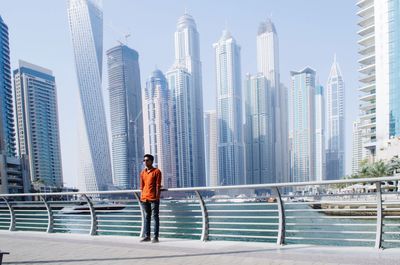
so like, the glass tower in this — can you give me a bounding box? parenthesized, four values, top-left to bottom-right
(107, 44, 143, 189)
(67, 0, 113, 191)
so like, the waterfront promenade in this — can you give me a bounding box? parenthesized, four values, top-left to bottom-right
(1, 231, 399, 265)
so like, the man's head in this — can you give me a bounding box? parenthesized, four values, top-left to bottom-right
(143, 154, 154, 168)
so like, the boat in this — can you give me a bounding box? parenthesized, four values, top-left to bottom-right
(59, 202, 125, 214)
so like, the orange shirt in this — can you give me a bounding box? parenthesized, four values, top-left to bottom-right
(140, 168, 162, 202)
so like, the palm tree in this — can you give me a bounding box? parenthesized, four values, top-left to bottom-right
(368, 160, 390, 178)
(388, 157, 400, 175)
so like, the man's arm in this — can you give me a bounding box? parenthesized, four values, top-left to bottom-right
(156, 170, 162, 200)
(140, 171, 144, 191)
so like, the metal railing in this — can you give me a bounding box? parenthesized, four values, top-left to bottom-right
(1, 176, 400, 249)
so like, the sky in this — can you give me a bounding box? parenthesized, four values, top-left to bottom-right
(0, 0, 359, 188)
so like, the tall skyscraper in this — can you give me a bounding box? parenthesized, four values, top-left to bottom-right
(204, 110, 218, 186)
(13, 60, 63, 187)
(173, 12, 205, 187)
(357, 0, 400, 161)
(326, 56, 345, 180)
(351, 120, 363, 174)
(256, 19, 289, 183)
(67, 0, 113, 191)
(0, 16, 16, 157)
(315, 85, 325, 181)
(143, 69, 176, 188)
(107, 44, 143, 189)
(166, 67, 199, 187)
(244, 74, 274, 184)
(288, 68, 316, 183)
(213, 30, 245, 185)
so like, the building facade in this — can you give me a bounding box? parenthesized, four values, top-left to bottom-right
(326, 56, 345, 180)
(315, 85, 325, 182)
(213, 30, 245, 185)
(173, 13, 205, 187)
(351, 120, 363, 174)
(256, 19, 289, 184)
(244, 74, 274, 184)
(357, 0, 400, 161)
(107, 44, 143, 189)
(67, 0, 113, 191)
(143, 69, 176, 188)
(204, 110, 218, 186)
(13, 60, 63, 187)
(289, 68, 316, 183)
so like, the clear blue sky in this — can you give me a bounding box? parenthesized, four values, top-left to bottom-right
(0, 0, 359, 187)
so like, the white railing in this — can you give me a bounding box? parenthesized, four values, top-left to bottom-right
(1, 176, 400, 249)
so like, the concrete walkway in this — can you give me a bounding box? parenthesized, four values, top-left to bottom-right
(0, 231, 399, 265)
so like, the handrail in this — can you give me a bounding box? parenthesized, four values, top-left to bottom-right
(1, 176, 399, 198)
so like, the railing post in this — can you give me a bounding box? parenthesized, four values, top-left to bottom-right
(82, 194, 97, 236)
(133, 192, 145, 238)
(1, 197, 15, 231)
(40, 196, 53, 233)
(195, 191, 209, 242)
(375, 181, 383, 249)
(274, 187, 285, 245)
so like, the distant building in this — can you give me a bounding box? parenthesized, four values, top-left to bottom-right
(204, 110, 218, 186)
(351, 120, 363, 174)
(315, 85, 325, 181)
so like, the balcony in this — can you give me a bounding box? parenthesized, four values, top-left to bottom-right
(357, 24, 374, 37)
(359, 92, 376, 102)
(359, 73, 375, 84)
(359, 83, 375, 93)
(358, 34, 375, 47)
(357, 4, 374, 18)
(359, 63, 375, 75)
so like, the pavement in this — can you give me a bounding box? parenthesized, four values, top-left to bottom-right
(0, 230, 399, 265)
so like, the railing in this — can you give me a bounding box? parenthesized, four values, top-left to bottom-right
(1, 176, 400, 249)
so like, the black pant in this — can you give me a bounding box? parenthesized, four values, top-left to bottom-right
(142, 200, 160, 238)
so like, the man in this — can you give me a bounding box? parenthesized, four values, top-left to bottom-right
(140, 154, 162, 243)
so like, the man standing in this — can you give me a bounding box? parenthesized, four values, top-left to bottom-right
(140, 154, 162, 243)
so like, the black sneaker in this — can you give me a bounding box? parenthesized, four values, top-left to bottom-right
(151, 237, 159, 243)
(140, 237, 151, 242)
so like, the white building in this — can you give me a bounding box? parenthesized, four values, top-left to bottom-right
(326, 56, 345, 180)
(204, 110, 218, 186)
(244, 74, 274, 184)
(143, 69, 176, 188)
(256, 19, 289, 184)
(213, 30, 245, 185)
(174, 12, 205, 186)
(357, 0, 400, 162)
(351, 120, 363, 174)
(67, 0, 113, 191)
(315, 85, 325, 181)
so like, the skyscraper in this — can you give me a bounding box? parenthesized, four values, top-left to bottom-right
(351, 120, 363, 174)
(213, 30, 245, 185)
(289, 68, 316, 183)
(0, 16, 16, 157)
(166, 67, 198, 187)
(357, 0, 400, 161)
(315, 85, 325, 182)
(244, 74, 274, 184)
(256, 19, 289, 184)
(326, 56, 345, 180)
(143, 69, 176, 188)
(173, 12, 205, 187)
(13, 60, 63, 187)
(67, 0, 113, 191)
(204, 110, 218, 186)
(107, 44, 143, 189)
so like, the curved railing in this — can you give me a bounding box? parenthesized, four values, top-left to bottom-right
(1, 176, 400, 249)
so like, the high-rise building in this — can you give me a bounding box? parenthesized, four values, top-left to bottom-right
(326, 56, 345, 180)
(143, 69, 176, 188)
(173, 12, 205, 187)
(244, 74, 274, 184)
(288, 68, 316, 183)
(0, 16, 16, 157)
(67, 0, 113, 191)
(204, 110, 218, 186)
(13, 60, 63, 187)
(315, 85, 325, 181)
(213, 30, 245, 185)
(167, 67, 200, 187)
(107, 44, 143, 189)
(357, 0, 400, 161)
(351, 120, 363, 174)
(256, 19, 289, 184)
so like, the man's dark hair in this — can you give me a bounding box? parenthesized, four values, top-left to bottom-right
(143, 154, 154, 162)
